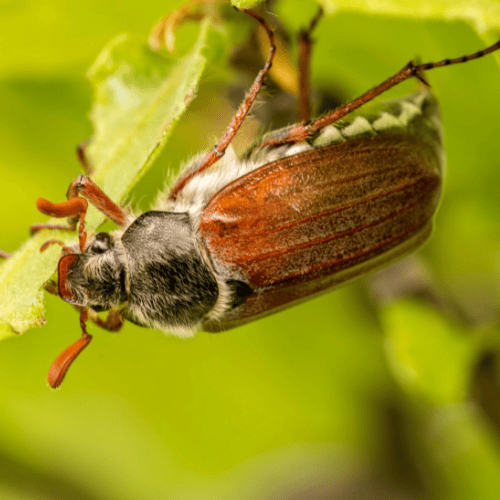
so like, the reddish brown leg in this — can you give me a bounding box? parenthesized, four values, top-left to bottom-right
(39, 239, 74, 253)
(260, 38, 500, 147)
(30, 222, 78, 235)
(0, 250, 11, 259)
(44, 280, 59, 295)
(65, 175, 128, 227)
(76, 139, 93, 174)
(297, 7, 323, 123)
(168, 8, 276, 201)
(88, 309, 124, 332)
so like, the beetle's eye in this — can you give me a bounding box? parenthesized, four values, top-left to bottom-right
(89, 232, 112, 254)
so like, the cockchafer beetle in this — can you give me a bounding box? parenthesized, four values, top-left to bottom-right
(3, 7, 500, 387)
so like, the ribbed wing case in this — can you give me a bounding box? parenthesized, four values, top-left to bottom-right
(201, 133, 442, 331)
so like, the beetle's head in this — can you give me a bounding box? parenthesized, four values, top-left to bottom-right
(35, 195, 129, 387)
(57, 232, 127, 313)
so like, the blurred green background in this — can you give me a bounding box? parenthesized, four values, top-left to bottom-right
(1, 0, 500, 498)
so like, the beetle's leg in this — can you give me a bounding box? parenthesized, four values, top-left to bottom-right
(64, 175, 128, 227)
(88, 309, 124, 332)
(44, 280, 59, 296)
(0, 250, 11, 259)
(297, 7, 323, 123)
(168, 9, 276, 201)
(76, 139, 93, 174)
(30, 222, 78, 234)
(259, 38, 500, 147)
(39, 239, 76, 253)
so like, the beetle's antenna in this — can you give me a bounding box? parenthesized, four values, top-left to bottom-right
(168, 8, 276, 200)
(47, 308, 92, 388)
(36, 198, 89, 251)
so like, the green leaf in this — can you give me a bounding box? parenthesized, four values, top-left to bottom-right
(381, 298, 490, 404)
(276, 0, 500, 66)
(230, 0, 265, 9)
(320, 0, 500, 35)
(0, 19, 217, 339)
(419, 403, 500, 498)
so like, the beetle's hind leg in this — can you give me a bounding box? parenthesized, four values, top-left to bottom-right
(261, 37, 500, 147)
(297, 7, 323, 123)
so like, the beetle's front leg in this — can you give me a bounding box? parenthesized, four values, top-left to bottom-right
(0, 250, 11, 259)
(64, 175, 128, 227)
(88, 309, 124, 332)
(168, 9, 276, 200)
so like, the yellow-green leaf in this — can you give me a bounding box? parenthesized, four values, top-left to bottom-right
(0, 19, 217, 338)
